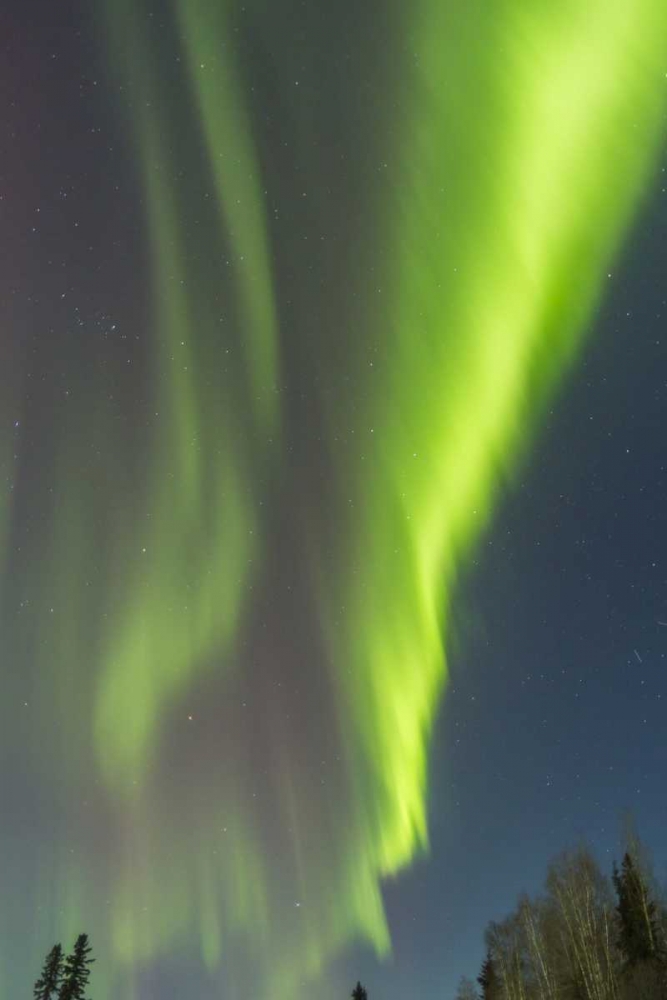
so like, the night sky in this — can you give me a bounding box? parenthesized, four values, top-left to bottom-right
(1, 2, 666, 999)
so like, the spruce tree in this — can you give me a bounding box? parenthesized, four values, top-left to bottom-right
(477, 949, 499, 999)
(613, 852, 662, 966)
(34, 944, 64, 1000)
(613, 852, 667, 999)
(351, 981, 368, 1000)
(58, 935, 95, 1000)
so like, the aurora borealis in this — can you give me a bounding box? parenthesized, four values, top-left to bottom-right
(2, 2, 667, 999)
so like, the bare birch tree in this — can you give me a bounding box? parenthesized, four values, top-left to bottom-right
(517, 894, 560, 1000)
(545, 848, 619, 1000)
(486, 914, 529, 1000)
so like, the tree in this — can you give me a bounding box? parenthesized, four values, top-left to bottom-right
(613, 851, 666, 999)
(34, 944, 64, 1000)
(517, 894, 560, 1000)
(456, 975, 479, 1000)
(477, 949, 499, 999)
(617, 960, 666, 1000)
(545, 848, 619, 1000)
(613, 852, 663, 966)
(485, 914, 528, 1000)
(351, 982, 368, 1000)
(58, 935, 95, 1000)
(450, 828, 666, 1000)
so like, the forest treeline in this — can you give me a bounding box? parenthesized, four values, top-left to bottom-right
(454, 828, 667, 1000)
(31, 827, 667, 1000)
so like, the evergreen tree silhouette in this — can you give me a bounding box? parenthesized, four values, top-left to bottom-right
(58, 935, 95, 1000)
(351, 981, 368, 1000)
(477, 949, 499, 999)
(33, 944, 64, 1000)
(613, 852, 663, 967)
(613, 852, 667, 999)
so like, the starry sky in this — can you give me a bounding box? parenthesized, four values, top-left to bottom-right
(1, 2, 666, 999)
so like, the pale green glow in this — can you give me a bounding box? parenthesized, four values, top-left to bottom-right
(108, 808, 270, 969)
(0, 372, 17, 590)
(94, 0, 280, 789)
(176, 0, 280, 434)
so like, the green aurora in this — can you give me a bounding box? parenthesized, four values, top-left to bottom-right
(2, 1, 666, 998)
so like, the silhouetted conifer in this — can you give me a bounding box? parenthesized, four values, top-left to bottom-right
(351, 981, 368, 1000)
(613, 852, 663, 966)
(58, 935, 95, 1000)
(477, 949, 499, 999)
(34, 944, 64, 1000)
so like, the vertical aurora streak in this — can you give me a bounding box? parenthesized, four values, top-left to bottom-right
(94, 0, 281, 787)
(1, 1, 665, 998)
